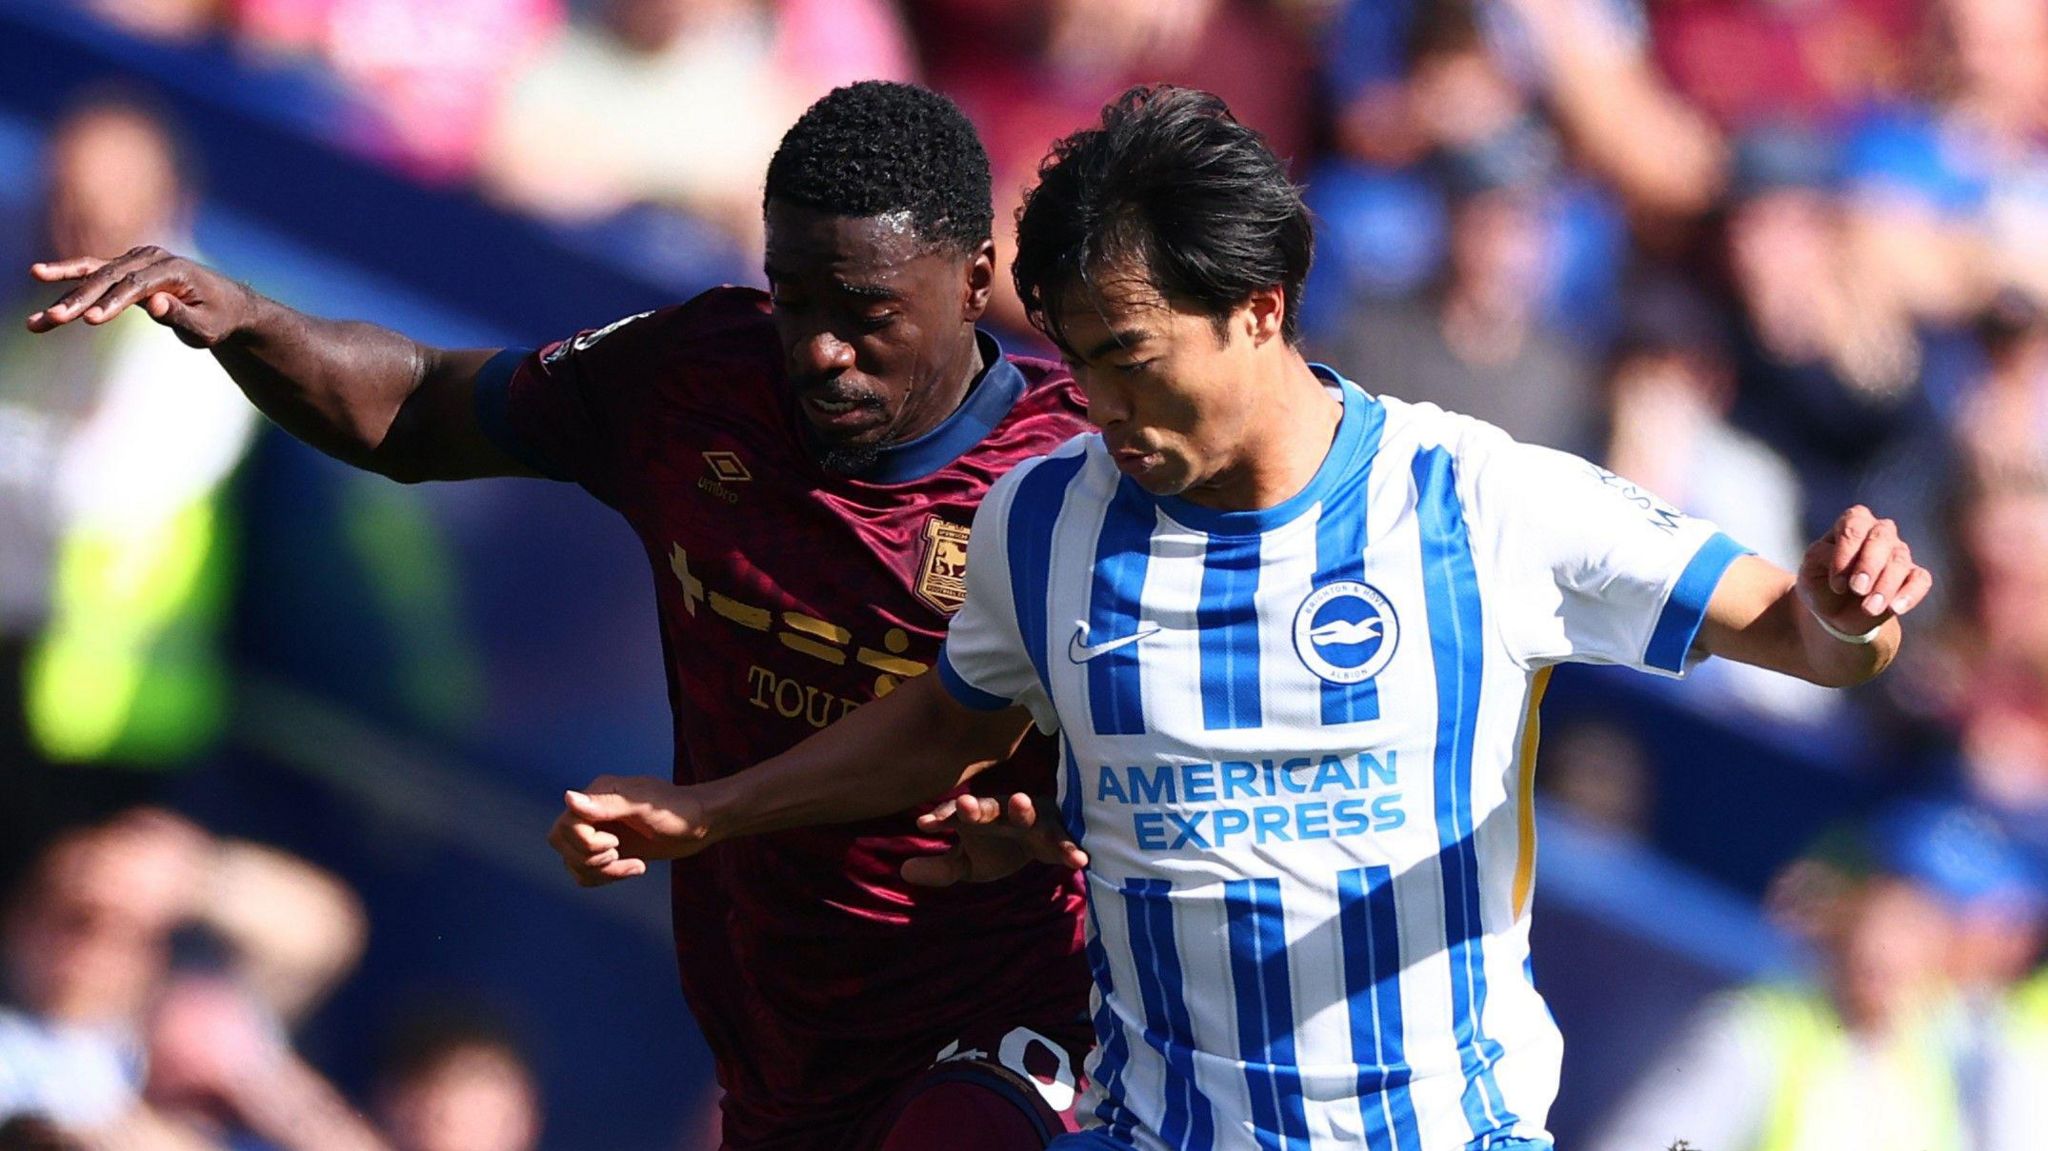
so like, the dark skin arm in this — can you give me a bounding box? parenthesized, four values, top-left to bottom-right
(546, 672, 1056, 886)
(25, 247, 535, 483)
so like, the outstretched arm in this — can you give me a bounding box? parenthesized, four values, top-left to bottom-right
(548, 672, 1036, 885)
(26, 247, 534, 483)
(1696, 505, 1931, 688)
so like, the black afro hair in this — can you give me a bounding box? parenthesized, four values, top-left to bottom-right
(765, 81, 994, 254)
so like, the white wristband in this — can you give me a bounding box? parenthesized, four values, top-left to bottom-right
(1807, 602, 1884, 645)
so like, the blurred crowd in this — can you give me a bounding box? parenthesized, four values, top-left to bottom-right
(0, 81, 549, 1151)
(6, 0, 2048, 1147)
(1591, 800, 2048, 1151)
(0, 808, 544, 1151)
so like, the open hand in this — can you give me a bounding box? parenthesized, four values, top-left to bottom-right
(902, 792, 1088, 888)
(26, 246, 255, 348)
(548, 774, 708, 887)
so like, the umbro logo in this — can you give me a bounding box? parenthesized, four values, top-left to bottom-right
(1068, 621, 1160, 664)
(702, 451, 752, 482)
(697, 451, 751, 506)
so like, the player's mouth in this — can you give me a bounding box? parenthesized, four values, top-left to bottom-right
(1111, 445, 1162, 478)
(800, 390, 887, 435)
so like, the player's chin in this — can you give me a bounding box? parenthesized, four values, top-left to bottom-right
(1122, 461, 1191, 498)
(811, 427, 890, 476)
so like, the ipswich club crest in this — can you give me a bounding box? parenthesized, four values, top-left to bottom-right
(915, 517, 971, 615)
(1293, 581, 1400, 685)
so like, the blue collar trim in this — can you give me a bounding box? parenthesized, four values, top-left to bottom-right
(859, 331, 1029, 485)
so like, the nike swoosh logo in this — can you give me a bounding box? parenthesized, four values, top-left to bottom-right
(1069, 622, 1161, 663)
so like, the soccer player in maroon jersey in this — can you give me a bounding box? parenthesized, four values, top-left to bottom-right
(24, 82, 1094, 1150)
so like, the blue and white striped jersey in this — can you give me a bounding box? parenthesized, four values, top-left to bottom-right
(936, 370, 1749, 1151)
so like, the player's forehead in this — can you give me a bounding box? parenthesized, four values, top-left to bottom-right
(762, 200, 950, 292)
(1045, 268, 1197, 360)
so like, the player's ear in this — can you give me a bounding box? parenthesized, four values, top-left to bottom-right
(962, 239, 995, 322)
(1242, 283, 1285, 347)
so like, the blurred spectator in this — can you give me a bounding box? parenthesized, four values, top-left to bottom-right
(0, 809, 373, 1148)
(1838, 0, 2048, 315)
(1493, 0, 1728, 230)
(478, 0, 914, 249)
(80, 0, 225, 45)
(1587, 814, 1973, 1151)
(1647, 0, 1924, 130)
(144, 975, 391, 1151)
(1873, 802, 2048, 1151)
(1920, 480, 2048, 848)
(0, 91, 254, 888)
(0, 810, 207, 1131)
(2010, 969, 2048, 1133)
(1604, 278, 1804, 567)
(0, 1117, 82, 1151)
(910, 0, 1320, 333)
(1717, 123, 1961, 534)
(1320, 146, 1600, 454)
(1955, 289, 2048, 485)
(1308, 0, 1538, 313)
(230, 0, 568, 184)
(372, 1008, 541, 1151)
(185, 838, 369, 1026)
(1600, 277, 1839, 722)
(1306, 0, 1634, 342)
(1537, 720, 1655, 841)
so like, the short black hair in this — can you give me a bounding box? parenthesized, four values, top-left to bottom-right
(1014, 85, 1314, 349)
(764, 81, 993, 254)
(376, 1002, 530, 1088)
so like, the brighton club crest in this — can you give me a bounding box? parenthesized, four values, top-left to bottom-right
(1293, 581, 1400, 685)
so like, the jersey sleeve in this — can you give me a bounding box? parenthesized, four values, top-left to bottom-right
(935, 462, 1059, 733)
(471, 308, 665, 509)
(1460, 425, 1752, 677)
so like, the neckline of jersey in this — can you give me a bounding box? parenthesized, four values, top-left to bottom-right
(1139, 364, 1377, 537)
(848, 330, 1029, 485)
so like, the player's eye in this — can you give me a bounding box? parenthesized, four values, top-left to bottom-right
(1114, 360, 1154, 376)
(858, 311, 900, 332)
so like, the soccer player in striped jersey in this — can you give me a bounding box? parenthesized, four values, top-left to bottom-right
(551, 87, 1933, 1151)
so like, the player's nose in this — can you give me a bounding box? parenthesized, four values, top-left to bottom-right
(1079, 371, 1128, 429)
(793, 329, 858, 378)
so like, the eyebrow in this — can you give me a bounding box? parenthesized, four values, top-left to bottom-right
(762, 264, 904, 302)
(833, 280, 903, 302)
(1080, 328, 1155, 361)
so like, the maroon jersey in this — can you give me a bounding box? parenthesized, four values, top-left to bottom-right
(476, 287, 1093, 1147)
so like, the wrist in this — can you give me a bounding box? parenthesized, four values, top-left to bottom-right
(221, 284, 281, 347)
(689, 778, 743, 846)
(1804, 600, 1885, 645)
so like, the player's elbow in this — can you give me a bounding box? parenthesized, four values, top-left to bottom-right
(362, 394, 451, 484)
(368, 453, 429, 485)
(890, 674, 1030, 790)
(355, 437, 437, 484)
